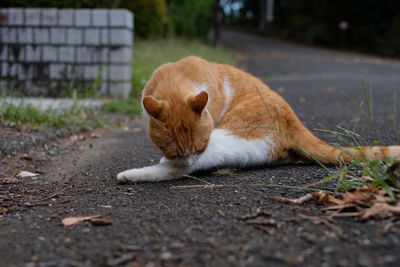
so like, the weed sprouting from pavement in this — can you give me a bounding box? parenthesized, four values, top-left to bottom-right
(251, 83, 400, 198)
(316, 84, 400, 199)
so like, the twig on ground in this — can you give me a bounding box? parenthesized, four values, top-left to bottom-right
(170, 182, 331, 193)
(183, 174, 213, 185)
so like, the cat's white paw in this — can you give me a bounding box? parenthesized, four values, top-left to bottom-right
(160, 157, 168, 163)
(117, 171, 131, 182)
(116, 168, 162, 183)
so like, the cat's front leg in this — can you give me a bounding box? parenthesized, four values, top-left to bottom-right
(117, 160, 190, 183)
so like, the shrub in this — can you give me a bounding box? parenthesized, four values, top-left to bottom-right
(119, 0, 166, 38)
(165, 0, 215, 39)
(1, 0, 167, 39)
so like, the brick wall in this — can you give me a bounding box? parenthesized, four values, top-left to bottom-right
(0, 8, 134, 98)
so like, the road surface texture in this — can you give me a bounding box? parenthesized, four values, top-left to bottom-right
(1, 30, 400, 266)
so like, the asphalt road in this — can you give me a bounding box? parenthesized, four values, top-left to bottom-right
(1, 30, 400, 267)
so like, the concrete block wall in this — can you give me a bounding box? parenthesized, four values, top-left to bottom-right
(0, 8, 133, 98)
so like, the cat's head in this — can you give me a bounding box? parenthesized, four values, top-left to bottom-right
(143, 91, 213, 163)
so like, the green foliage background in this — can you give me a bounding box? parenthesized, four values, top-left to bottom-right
(2, 0, 215, 39)
(165, 0, 215, 39)
(1, 0, 167, 39)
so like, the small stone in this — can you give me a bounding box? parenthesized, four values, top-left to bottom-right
(160, 252, 173, 260)
(323, 246, 335, 254)
(169, 241, 184, 249)
(24, 202, 33, 207)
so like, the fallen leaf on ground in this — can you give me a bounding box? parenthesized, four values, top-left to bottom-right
(79, 145, 87, 151)
(89, 218, 113, 226)
(90, 132, 102, 138)
(62, 214, 104, 226)
(343, 190, 373, 204)
(17, 171, 38, 178)
(314, 191, 345, 205)
(274, 193, 314, 204)
(70, 134, 85, 142)
(375, 194, 393, 203)
(321, 204, 357, 211)
(362, 203, 400, 219)
(21, 154, 33, 160)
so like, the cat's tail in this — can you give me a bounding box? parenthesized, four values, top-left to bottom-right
(290, 125, 400, 164)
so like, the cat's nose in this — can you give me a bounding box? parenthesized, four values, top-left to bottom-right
(176, 156, 195, 167)
(186, 157, 195, 166)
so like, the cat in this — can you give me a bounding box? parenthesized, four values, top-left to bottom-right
(117, 56, 400, 183)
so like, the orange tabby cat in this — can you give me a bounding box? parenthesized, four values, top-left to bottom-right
(117, 56, 400, 182)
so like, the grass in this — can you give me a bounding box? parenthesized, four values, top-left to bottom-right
(103, 37, 234, 115)
(316, 85, 400, 199)
(252, 81, 400, 200)
(102, 98, 142, 116)
(0, 94, 102, 129)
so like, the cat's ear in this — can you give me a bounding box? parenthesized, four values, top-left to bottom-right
(143, 96, 169, 121)
(188, 91, 208, 114)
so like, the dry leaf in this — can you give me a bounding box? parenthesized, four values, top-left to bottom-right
(321, 204, 357, 211)
(69, 134, 85, 142)
(374, 195, 393, 203)
(0, 170, 20, 182)
(90, 132, 102, 138)
(314, 192, 345, 205)
(274, 193, 314, 204)
(17, 171, 38, 178)
(22, 154, 33, 160)
(362, 203, 400, 219)
(79, 145, 87, 151)
(62, 214, 104, 226)
(89, 218, 113, 226)
(358, 184, 375, 191)
(343, 191, 373, 204)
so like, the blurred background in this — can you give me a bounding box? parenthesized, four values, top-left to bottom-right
(3, 0, 400, 57)
(1, 0, 400, 124)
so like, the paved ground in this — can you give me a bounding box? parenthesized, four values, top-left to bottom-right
(1, 30, 400, 267)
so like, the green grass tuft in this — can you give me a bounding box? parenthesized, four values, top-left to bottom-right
(102, 98, 142, 116)
(0, 98, 101, 129)
(318, 86, 400, 199)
